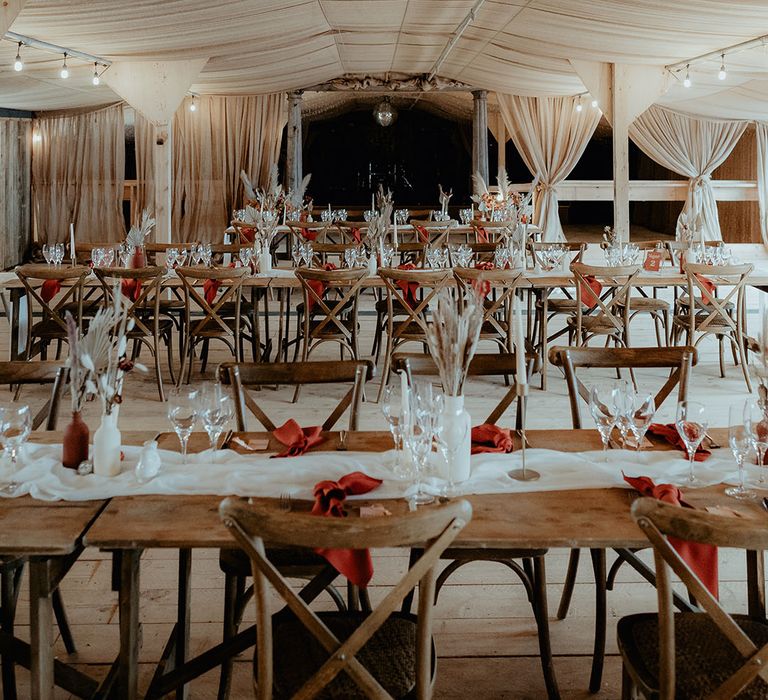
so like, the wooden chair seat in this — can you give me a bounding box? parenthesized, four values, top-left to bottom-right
(29, 318, 81, 339)
(566, 314, 622, 335)
(619, 296, 669, 312)
(540, 297, 578, 313)
(219, 547, 329, 578)
(271, 610, 430, 700)
(675, 294, 735, 312)
(618, 612, 768, 699)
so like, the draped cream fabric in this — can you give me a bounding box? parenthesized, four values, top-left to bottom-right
(758, 123, 768, 247)
(170, 94, 286, 243)
(134, 110, 156, 214)
(32, 103, 126, 245)
(497, 94, 600, 242)
(630, 106, 747, 242)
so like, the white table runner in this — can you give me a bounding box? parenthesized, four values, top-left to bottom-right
(0, 443, 750, 502)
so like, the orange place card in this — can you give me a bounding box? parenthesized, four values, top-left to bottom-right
(643, 250, 663, 272)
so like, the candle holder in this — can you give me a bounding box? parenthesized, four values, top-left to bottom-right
(508, 383, 540, 481)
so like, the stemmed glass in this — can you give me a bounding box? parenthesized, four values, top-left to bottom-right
(381, 385, 407, 479)
(167, 389, 198, 465)
(435, 406, 468, 498)
(675, 401, 708, 486)
(200, 243, 213, 267)
(199, 386, 233, 461)
(292, 240, 304, 267)
(404, 420, 434, 506)
(0, 405, 31, 493)
(744, 400, 768, 485)
(42, 244, 52, 265)
(301, 242, 314, 267)
(726, 401, 756, 500)
(238, 247, 252, 269)
(612, 381, 634, 447)
(589, 387, 617, 460)
(629, 394, 656, 450)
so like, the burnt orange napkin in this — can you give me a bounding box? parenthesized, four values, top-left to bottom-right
(579, 275, 603, 310)
(351, 227, 362, 243)
(695, 273, 716, 302)
(471, 261, 494, 297)
(471, 424, 514, 454)
(238, 227, 255, 243)
(41, 279, 62, 302)
(623, 473, 718, 598)
(271, 419, 325, 458)
(312, 471, 383, 587)
(647, 423, 711, 462)
(307, 262, 337, 312)
(300, 228, 318, 241)
(121, 278, 142, 302)
(475, 226, 489, 243)
(414, 225, 430, 243)
(396, 262, 419, 308)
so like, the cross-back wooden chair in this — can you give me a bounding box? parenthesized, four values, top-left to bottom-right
(93, 266, 175, 400)
(286, 220, 334, 244)
(214, 359, 375, 696)
(175, 266, 250, 384)
(310, 242, 354, 268)
(453, 268, 524, 354)
(672, 262, 753, 391)
(407, 220, 453, 247)
(219, 497, 471, 700)
(293, 267, 369, 363)
(376, 268, 453, 401)
(15, 264, 91, 361)
(549, 343, 698, 693)
(0, 361, 68, 431)
(470, 219, 513, 243)
(217, 360, 373, 431)
(230, 219, 258, 244)
(569, 262, 641, 347)
(620, 497, 768, 699)
(527, 242, 585, 390)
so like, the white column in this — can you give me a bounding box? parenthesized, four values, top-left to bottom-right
(153, 123, 172, 243)
(612, 64, 630, 242)
(285, 91, 303, 193)
(472, 90, 489, 183)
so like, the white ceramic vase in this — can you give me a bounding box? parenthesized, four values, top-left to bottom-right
(259, 251, 272, 274)
(441, 395, 471, 483)
(93, 410, 122, 477)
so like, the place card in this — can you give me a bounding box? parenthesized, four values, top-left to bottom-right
(643, 250, 663, 272)
(230, 436, 270, 452)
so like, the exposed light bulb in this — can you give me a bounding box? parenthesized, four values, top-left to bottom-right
(60, 53, 69, 79)
(189, 95, 197, 112)
(591, 99, 598, 108)
(575, 98, 583, 112)
(718, 54, 727, 80)
(13, 42, 23, 72)
(92, 63, 100, 86)
(683, 64, 691, 88)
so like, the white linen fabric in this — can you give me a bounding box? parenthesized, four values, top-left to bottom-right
(629, 106, 747, 242)
(497, 94, 600, 242)
(0, 443, 746, 502)
(757, 123, 768, 247)
(32, 103, 126, 245)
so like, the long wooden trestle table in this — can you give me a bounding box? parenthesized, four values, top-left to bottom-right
(4, 427, 766, 699)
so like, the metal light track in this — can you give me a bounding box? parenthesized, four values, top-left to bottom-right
(4, 30, 111, 66)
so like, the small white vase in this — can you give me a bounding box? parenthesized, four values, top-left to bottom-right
(259, 251, 272, 274)
(441, 395, 471, 483)
(93, 410, 122, 477)
(368, 254, 378, 277)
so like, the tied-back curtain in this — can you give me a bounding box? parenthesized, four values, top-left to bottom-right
(497, 94, 600, 242)
(134, 109, 156, 215)
(171, 93, 286, 243)
(630, 106, 747, 242)
(757, 123, 768, 247)
(32, 103, 126, 245)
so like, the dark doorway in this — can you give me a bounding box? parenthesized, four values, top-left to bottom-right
(302, 108, 471, 206)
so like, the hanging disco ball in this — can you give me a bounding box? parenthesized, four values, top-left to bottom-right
(373, 98, 397, 127)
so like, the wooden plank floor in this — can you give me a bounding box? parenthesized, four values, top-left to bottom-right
(1, 283, 763, 698)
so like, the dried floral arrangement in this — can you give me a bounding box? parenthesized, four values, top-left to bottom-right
(125, 209, 156, 248)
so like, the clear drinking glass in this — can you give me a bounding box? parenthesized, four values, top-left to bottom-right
(381, 385, 408, 478)
(404, 420, 434, 506)
(167, 389, 198, 464)
(629, 394, 656, 450)
(611, 381, 634, 447)
(744, 399, 768, 485)
(42, 244, 52, 265)
(435, 406, 469, 498)
(727, 401, 756, 499)
(675, 401, 708, 487)
(199, 386, 233, 461)
(0, 405, 31, 493)
(589, 387, 616, 460)
(302, 243, 314, 267)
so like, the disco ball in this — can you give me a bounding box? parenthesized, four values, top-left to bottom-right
(373, 99, 397, 127)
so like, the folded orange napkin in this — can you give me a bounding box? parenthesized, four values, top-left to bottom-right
(623, 473, 718, 598)
(695, 273, 716, 302)
(306, 262, 337, 312)
(647, 423, 711, 462)
(350, 227, 362, 243)
(121, 278, 142, 302)
(271, 419, 325, 458)
(396, 262, 419, 308)
(300, 228, 318, 241)
(579, 275, 603, 310)
(471, 424, 514, 454)
(41, 279, 62, 302)
(414, 225, 430, 243)
(203, 278, 220, 305)
(312, 471, 383, 586)
(475, 226, 489, 243)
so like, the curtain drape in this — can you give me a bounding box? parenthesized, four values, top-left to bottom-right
(630, 106, 747, 242)
(170, 94, 286, 243)
(134, 109, 155, 215)
(497, 94, 600, 242)
(32, 103, 125, 245)
(757, 123, 768, 247)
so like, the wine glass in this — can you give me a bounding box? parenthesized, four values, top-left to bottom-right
(381, 385, 408, 479)
(292, 240, 304, 267)
(0, 405, 31, 493)
(42, 243, 52, 265)
(629, 394, 656, 451)
(589, 386, 616, 460)
(675, 401, 708, 486)
(726, 401, 757, 499)
(404, 419, 434, 506)
(611, 381, 634, 447)
(435, 405, 469, 498)
(167, 389, 198, 465)
(301, 242, 314, 267)
(199, 386, 233, 461)
(744, 400, 768, 485)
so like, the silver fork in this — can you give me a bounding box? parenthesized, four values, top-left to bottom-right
(279, 492, 292, 512)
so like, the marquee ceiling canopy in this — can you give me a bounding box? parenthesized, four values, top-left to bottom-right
(2, 0, 768, 120)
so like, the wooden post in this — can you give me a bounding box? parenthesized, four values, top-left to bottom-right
(496, 111, 506, 173)
(118, 549, 142, 700)
(285, 91, 303, 193)
(154, 123, 172, 244)
(29, 559, 54, 700)
(612, 64, 630, 243)
(472, 90, 489, 184)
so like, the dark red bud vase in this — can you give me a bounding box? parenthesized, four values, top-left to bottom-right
(62, 411, 89, 469)
(130, 246, 145, 269)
